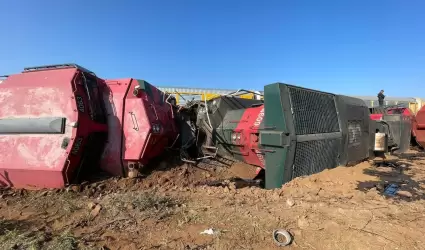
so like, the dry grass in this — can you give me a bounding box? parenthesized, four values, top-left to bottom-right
(25, 191, 83, 214)
(1, 150, 424, 249)
(172, 198, 277, 250)
(0, 228, 43, 250)
(0, 220, 85, 250)
(45, 230, 79, 250)
(177, 209, 202, 227)
(101, 190, 183, 218)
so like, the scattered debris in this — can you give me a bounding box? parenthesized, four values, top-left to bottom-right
(372, 159, 406, 173)
(286, 198, 295, 207)
(383, 184, 399, 196)
(90, 204, 102, 218)
(200, 228, 218, 236)
(272, 229, 293, 247)
(0, 150, 424, 249)
(70, 185, 81, 193)
(38, 190, 49, 197)
(87, 202, 97, 210)
(196, 178, 262, 189)
(397, 190, 413, 198)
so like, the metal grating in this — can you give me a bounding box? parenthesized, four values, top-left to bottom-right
(289, 87, 340, 135)
(292, 139, 341, 179)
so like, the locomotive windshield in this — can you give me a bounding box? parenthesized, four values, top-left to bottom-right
(81, 72, 107, 124)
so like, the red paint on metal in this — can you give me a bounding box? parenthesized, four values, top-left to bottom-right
(0, 67, 106, 189)
(369, 107, 417, 138)
(414, 105, 425, 147)
(100, 79, 130, 176)
(370, 107, 414, 120)
(100, 79, 178, 176)
(124, 80, 178, 165)
(369, 114, 383, 120)
(233, 105, 265, 168)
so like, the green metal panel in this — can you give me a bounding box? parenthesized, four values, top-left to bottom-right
(137, 79, 165, 105)
(137, 79, 153, 98)
(259, 131, 290, 147)
(214, 109, 246, 162)
(262, 83, 294, 189)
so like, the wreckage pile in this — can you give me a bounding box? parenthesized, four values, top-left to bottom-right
(0, 149, 424, 249)
(0, 63, 424, 249)
(0, 63, 415, 191)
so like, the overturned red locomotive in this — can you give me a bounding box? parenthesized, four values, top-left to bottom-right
(0, 63, 412, 190)
(0, 64, 178, 189)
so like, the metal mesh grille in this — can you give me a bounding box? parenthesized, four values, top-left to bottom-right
(289, 87, 340, 135)
(292, 139, 341, 179)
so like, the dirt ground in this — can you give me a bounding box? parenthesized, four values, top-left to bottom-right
(1, 150, 425, 250)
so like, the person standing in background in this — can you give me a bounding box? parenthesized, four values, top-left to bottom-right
(378, 90, 385, 107)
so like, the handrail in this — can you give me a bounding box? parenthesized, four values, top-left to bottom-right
(23, 63, 96, 76)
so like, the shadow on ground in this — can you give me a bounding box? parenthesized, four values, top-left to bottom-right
(0, 219, 33, 235)
(0, 218, 83, 250)
(357, 150, 425, 202)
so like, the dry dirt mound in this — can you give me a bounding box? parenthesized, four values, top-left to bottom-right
(1, 150, 425, 250)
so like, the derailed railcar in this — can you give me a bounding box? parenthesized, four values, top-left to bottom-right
(0, 64, 108, 189)
(0, 64, 178, 189)
(100, 78, 179, 178)
(0, 63, 413, 190)
(369, 105, 415, 151)
(183, 83, 412, 189)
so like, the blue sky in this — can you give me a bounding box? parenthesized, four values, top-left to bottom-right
(0, 0, 424, 97)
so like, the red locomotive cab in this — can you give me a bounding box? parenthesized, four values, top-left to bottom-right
(387, 106, 414, 118)
(101, 79, 178, 177)
(370, 106, 417, 141)
(370, 113, 384, 120)
(0, 64, 108, 189)
(370, 106, 414, 120)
